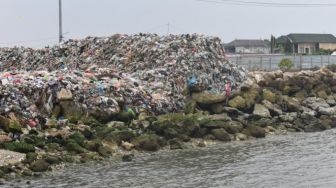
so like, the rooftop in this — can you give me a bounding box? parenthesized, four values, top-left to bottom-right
(225, 39, 269, 48)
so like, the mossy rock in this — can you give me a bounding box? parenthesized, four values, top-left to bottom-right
(0, 165, 13, 174)
(223, 121, 244, 134)
(22, 169, 33, 177)
(228, 96, 246, 110)
(243, 125, 266, 138)
(156, 113, 187, 123)
(262, 89, 276, 103)
(178, 134, 191, 142)
(8, 120, 22, 133)
(163, 128, 179, 139)
(29, 159, 50, 172)
(61, 155, 75, 163)
(45, 143, 61, 152)
(97, 145, 112, 157)
(201, 120, 227, 129)
(242, 89, 260, 109)
(80, 152, 99, 163)
(68, 132, 86, 147)
(210, 128, 231, 141)
(103, 130, 136, 145)
(281, 96, 301, 112)
(0, 116, 22, 133)
(116, 111, 135, 124)
(282, 85, 301, 96)
(4, 141, 35, 153)
(60, 101, 85, 123)
(23, 135, 45, 148)
(168, 138, 184, 150)
(132, 134, 161, 151)
(151, 115, 200, 138)
(66, 141, 86, 154)
(84, 140, 103, 152)
(80, 117, 103, 127)
(192, 92, 226, 105)
(23, 152, 38, 164)
(43, 155, 61, 165)
(210, 103, 225, 114)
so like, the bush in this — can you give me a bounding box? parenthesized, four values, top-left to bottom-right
(278, 58, 294, 71)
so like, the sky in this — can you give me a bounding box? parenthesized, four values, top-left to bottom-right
(0, 0, 335, 48)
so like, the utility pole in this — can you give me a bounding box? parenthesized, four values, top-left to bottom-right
(59, 0, 63, 43)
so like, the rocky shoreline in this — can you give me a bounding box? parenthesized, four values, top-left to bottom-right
(0, 34, 335, 182)
(1, 66, 336, 181)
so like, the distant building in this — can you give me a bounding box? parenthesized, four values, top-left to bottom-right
(224, 39, 270, 54)
(275, 33, 336, 54)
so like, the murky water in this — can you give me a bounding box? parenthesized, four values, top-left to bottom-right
(5, 129, 336, 188)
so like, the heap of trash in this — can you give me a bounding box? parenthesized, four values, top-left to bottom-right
(0, 34, 246, 124)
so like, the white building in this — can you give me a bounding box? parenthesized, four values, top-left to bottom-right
(224, 39, 270, 54)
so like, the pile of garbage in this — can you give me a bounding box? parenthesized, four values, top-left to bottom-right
(0, 34, 246, 122)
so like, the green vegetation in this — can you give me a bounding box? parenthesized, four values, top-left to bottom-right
(278, 58, 294, 71)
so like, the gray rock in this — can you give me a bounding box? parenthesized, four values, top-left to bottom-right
(318, 107, 336, 115)
(0, 149, 25, 166)
(223, 107, 245, 116)
(262, 100, 283, 116)
(235, 133, 248, 141)
(210, 129, 231, 142)
(303, 97, 330, 111)
(301, 106, 317, 117)
(253, 104, 271, 118)
(279, 112, 298, 123)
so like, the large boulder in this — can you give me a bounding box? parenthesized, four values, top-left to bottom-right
(0, 116, 22, 133)
(168, 138, 184, 150)
(301, 106, 317, 117)
(303, 97, 329, 111)
(228, 96, 246, 110)
(253, 104, 271, 118)
(281, 96, 301, 112)
(242, 89, 260, 109)
(262, 89, 277, 103)
(29, 159, 50, 172)
(132, 134, 161, 151)
(0, 150, 25, 166)
(243, 125, 266, 138)
(279, 112, 298, 123)
(192, 92, 226, 105)
(210, 103, 225, 114)
(210, 129, 231, 141)
(318, 107, 336, 115)
(262, 100, 283, 116)
(150, 114, 201, 138)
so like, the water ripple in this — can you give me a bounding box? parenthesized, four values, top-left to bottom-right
(5, 129, 336, 188)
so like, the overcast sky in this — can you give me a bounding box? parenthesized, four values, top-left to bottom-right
(0, 0, 334, 48)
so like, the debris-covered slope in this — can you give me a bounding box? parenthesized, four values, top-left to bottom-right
(0, 34, 246, 119)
